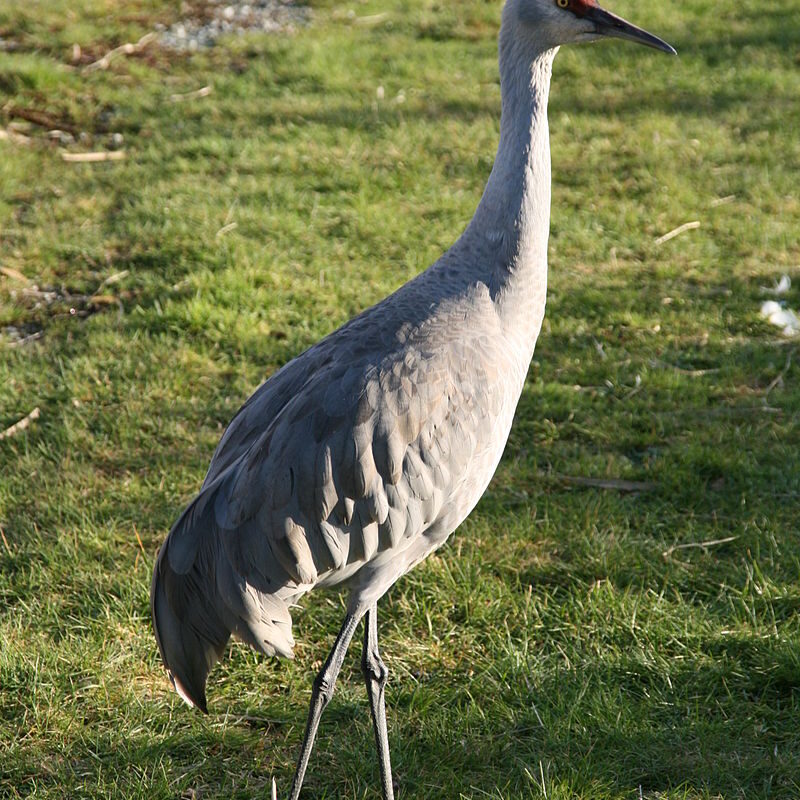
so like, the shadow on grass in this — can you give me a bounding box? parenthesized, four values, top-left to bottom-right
(4, 632, 797, 798)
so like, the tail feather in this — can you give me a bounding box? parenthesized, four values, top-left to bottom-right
(151, 482, 297, 711)
(151, 541, 229, 713)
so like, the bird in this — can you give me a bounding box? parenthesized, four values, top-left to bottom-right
(150, 1, 675, 797)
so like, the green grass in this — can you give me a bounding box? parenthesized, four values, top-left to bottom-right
(1, 0, 799, 797)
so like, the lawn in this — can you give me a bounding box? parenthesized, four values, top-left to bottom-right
(1, 0, 799, 797)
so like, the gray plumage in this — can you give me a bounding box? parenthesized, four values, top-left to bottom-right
(151, 0, 674, 794)
(152, 254, 524, 709)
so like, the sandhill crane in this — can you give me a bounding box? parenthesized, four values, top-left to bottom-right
(151, 0, 675, 796)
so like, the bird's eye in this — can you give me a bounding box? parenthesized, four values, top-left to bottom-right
(556, 0, 570, 7)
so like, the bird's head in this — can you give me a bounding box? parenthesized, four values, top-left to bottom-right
(508, 0, 676, 54)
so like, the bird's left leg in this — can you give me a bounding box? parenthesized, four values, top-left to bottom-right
(288, 609, 363, 800)
(362, 603, 394, 800)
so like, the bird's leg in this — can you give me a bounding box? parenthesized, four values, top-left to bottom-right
(288, 609, 363, 800)
(362, 603, 395, 800)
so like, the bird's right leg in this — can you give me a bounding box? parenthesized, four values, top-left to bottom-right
(288, 609, 363, 800)
(362, 603, 394, 800)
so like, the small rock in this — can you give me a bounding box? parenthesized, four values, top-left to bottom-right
(158, 0, 310, 50)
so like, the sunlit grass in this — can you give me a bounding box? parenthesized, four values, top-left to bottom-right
(1, 0, 799, 797)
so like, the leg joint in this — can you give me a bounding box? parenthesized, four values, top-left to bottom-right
(313, 670, 335, 704)
(362, 649, 389, 688)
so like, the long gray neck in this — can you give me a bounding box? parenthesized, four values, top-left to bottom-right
(448, 24, 556, 353)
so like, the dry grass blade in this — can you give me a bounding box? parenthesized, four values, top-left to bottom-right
(662, 535, 738, 558)
(133, 525, 147, 558)
(89, 294, 121, 307)
(4, 105, 77, 134)
(654, 358, 720, 377)
(95, 270, 129, 289)
(8, 331, 44, 347)
(133, 524, 147, 570)
(655, 220, 701, 245)
(0, 524, 11, 556)
(558, 475, 657, 492)
(0, 407, 41, 440)
(0, 266, 29, 283)
(61, 150, 126, 163)
(84, 32, 156, 72)
(353, 12, 391, 26)
(763, 349, 793, 397)
(169, 86, 213, 103)
(215, 222, 238, 238)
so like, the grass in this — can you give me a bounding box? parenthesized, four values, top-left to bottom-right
(1, 0, 799, 797)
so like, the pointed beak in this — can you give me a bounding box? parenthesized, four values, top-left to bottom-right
(583, 4, 676, 54)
